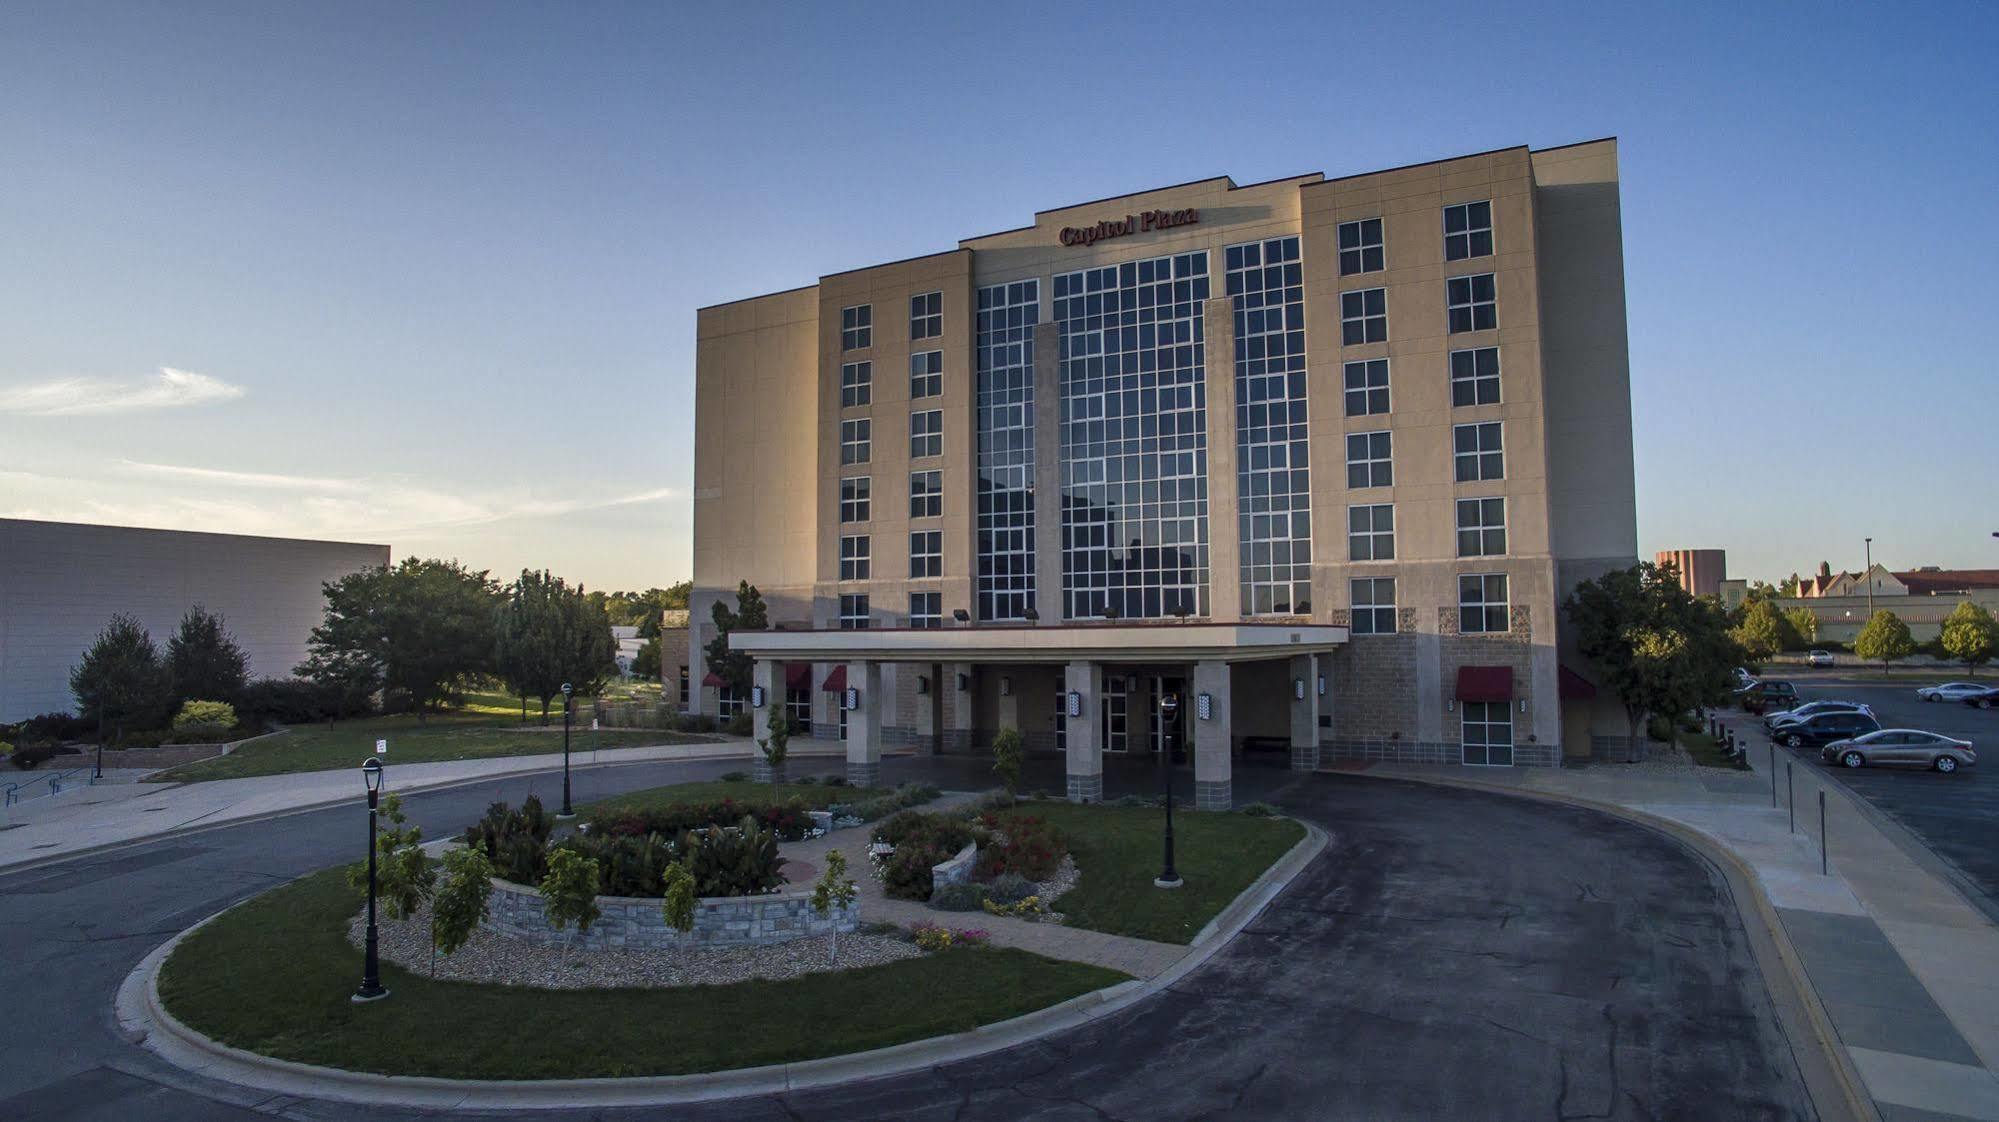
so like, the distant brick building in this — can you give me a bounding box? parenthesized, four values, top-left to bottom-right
(1655, 549, 1726, 599)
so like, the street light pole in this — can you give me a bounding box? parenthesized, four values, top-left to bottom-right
(93, 703, 104, 781)
(559, 681, 575, 818)
(1155, 692, 1183, 889)
(353, 757, 388, 1003)
(1864, 537, 1874, 617)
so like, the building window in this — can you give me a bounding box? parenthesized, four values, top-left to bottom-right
(1447, 273, 1497, 334)
(1340, 288, 1387, 345)
(909, 530, 941, 578)
(1343, 359, 1389, 417)
(839, 360, 871, 408)
(1227, 236, 1311, 616)
(1456, 498, 1507, 557)
(1347, 504, 1394, 561)
(1055, 251, 1213, 620)
(786, 686, 811, 731)
(910, 350, 943, 398)
(1459, 574, 1509, 634)
(841, 304, 872, 350)
(839, 535, 870, 580)
(1462, 701, 1513, 766)
(909, 409, 943, 458)
(1453, 422, 1504, 482)
(838, 594, 870, 630)
(1338, 217, 1383, 276)
(716, 686, 743, 719)
(1351, 577, 1397, 635)
(1450, 347, 1501, 406)
(910, 469, 941, 518)
(840, 418, 871, 465)
(910, 291, 942, 341)
(1346, 430, 1392, 488)
(977, 280, 1040, 621)
(1444, 200, 1494, 261)
(839, 476, 871, 523)
(909, 591, 942, 629)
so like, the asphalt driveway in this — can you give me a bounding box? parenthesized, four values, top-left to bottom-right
(0, 756, 1814, 1121)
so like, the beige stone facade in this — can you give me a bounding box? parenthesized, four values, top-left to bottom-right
(692, 139, 1638, 770)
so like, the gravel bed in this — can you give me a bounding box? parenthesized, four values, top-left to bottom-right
(346, 903, 920, 990)
(1033, 853, 1080, 919)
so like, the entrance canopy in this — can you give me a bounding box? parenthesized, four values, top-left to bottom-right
(731, 621, 1348, 665)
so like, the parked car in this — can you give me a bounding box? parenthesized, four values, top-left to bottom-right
(1820, 729, 1977, 773)
(1806, 649, 1836, 668)
(1740, 681, 1799, 715)
(1732, 667, 1756, 689)
(1962, 686, 1999, 711)
(1919, 682, 1991, 703)
(1766, 700, 1874, 730)
(1772, 710, 1880, 748)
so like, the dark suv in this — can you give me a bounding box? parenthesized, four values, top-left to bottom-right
(1775, 710, 1880, 749)
(1740, 680, 1799, 715)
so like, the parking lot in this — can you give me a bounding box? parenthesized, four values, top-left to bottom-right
(1761, 675, 1999, 913)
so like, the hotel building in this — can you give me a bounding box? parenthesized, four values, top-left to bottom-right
(690, 139, 1636, 806)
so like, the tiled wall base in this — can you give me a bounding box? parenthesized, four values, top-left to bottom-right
(1322, 738, 1561, 768)
(846, 761, 880, 788)
(1194, 780, 1232, 811)
(1065, 773, 1104, 803)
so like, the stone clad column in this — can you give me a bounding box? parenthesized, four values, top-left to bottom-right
(996, 671, 1019, 732)
(751, 659, 782, 782)
(1202, 295, 1241, 622)
(1064, 660, 1103, 802)
(1193, 659, 1233, 809)
(1288, 653, 1320, 773)
(1032, 321, 1063, 621)
(845, 661, 882, 787)
(946, 662, 974, 752)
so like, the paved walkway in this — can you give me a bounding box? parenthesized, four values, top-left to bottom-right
(1366, 709, 1999, 1122)
(0, 735, 855, 873)
(780, 794, 1191, 980)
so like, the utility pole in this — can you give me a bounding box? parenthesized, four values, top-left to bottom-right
(1864, 537, 1874, 617)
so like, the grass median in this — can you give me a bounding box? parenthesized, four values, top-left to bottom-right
(152, 712, 713, 783)
(157, 867, 1126, 1080)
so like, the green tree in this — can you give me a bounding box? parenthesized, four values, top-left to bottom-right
(1939, 601, 1997, 676)
(345, 793, 436, 920)
(430, 845, 496, 973)
(1784, 607, 1819, 646)
(809, 848, 859, 965)
(493, 569, 617, 724)
(294, 645, 381, 724)
(991, 727, 1024, 796)
(1563, 563, 1739, 744)
(757, 706, 792, 796)
(631, 636, 663, 681)
(69, 613, 173, 743)
(302, 558, 500, 720)
(1731, 599, 1798, 661)
(1853, 610, 1917, 674)
(538, 847, 603, 948)
(702, 581, 768, 702)
(1779, 572, 1802, 598)
(165, 605, 248, 706)
(660, 861, 697, 934)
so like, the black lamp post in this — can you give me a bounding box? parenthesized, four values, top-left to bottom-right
(93, 703, 105, 781)
(1155, 692, 1183, 889)
(353, 756, 388, 1003)
(559, 681, 575, 818)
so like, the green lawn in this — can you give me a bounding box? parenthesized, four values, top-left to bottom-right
(151, 713, 710, 783)
(1680, 731, 1751, 770)
(157, 867, 1126, 1079)
(1027, 801, 1305, 944)
(583, 778, 889, 815)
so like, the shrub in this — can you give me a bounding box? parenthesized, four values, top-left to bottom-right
(795, 774, 819, 785)
(660, 862, 697, 933)
(719, 770, 749, 782)
(169, 700, 239, 743)
(930, 882, 989, 911)
(983, 871, 1038, 905)
(870, 811, 976, 901)
(974, 811, 1067, 881)
(239, 677, 357, 723)
(539, 847, 603, 938)
(982, 894, 1047, 919)
(911, 921, 954, 952)
(810, 849, 859, 965)
(114, 728, 169, 749)
(9, 743, 55, 770)
(559, 830, 679, 897)
(724, 712, 753, 737)
(462, 795, 555, 884)
(823, 775, 848, 787)
(583, 795, 817, 843)
(1111, 793, 1160, 809)
(680, 815, 784, 897)
(431, 846, 496, 963)
(345, 793, 434, 920)
(1237, 801, 1280, 818)
(14, 712, 90, 743)
(991, 727, 1024, 794)
(1645, 714, 1677, 743)
(832, 782, 942, 823)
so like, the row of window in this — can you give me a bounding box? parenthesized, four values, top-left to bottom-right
(1338, 199, 1493, 278)
(837, 530, 943, 581)
(839, 351, 946, 409)
(1346, 497, 1509, 561)
(1340, 272, 1496, 346)
(1343, 422, 1504, 487)
(842, 291, 945, 352)
(1345, 347, 1501, 415)
(840, 471, 945, 523)
(838, 411, 945, 465)
(833, 575, 1510, 637)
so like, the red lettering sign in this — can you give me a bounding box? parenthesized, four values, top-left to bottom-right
(1058, 208, 1200, 248)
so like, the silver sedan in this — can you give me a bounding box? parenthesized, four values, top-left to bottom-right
(1917, 682, 1992, 703)
(1819, 729, 1977, 773)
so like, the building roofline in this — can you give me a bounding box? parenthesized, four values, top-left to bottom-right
(817, 246, 970, 284)
(696, 283, 819, 314)
(0, 516, 391, 553)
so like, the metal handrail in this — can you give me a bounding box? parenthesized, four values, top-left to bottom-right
(3, 767, 87, 807)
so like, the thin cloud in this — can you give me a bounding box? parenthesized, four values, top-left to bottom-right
(117, 459, 358, 491)
(0, 367, 245, 416)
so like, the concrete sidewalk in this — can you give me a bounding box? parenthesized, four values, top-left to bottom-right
(0, 736, 854, 873)
(1365, 711, 1999, 1122)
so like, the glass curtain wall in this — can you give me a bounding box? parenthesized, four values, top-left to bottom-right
(975, 280, 1040, 620)
(1225, 236, 1311, 615)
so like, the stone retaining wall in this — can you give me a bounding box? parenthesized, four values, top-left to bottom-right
(482, 878, 858, 951)
(931, 842, 978, 889)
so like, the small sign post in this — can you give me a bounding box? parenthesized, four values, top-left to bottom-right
(375, 738, 387, 755)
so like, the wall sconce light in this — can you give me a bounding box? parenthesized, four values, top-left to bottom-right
(918, 675, 931, 695)
(999, 676, 1012, 696)
(1293, 678, 1306, 700)
(1316, 674, 1326, 697)
(842, 687, 858, 711)
(1518, 698, 1529, 714)
(1197, 693, 1213, 721)
(751, 685, 766, 709)
(952, 608, 971, 623)
(1066, 691, 1081, 718)
(956, 673, 970, 692)
(1446, 698, 1456, 712)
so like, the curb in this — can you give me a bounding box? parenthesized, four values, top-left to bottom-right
(1355, 770, 1878, 1122)
(117, 817, 1328, 1109)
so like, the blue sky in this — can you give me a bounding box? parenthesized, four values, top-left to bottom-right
(2, 1, 1993, 590)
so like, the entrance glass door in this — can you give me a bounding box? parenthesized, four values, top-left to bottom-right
(1460, 702, 1514, 766)
(1103, 676, 1129, 752)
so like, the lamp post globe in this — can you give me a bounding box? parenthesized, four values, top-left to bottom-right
(353, 756, 389, 1002)
(559, 682, 575, 818)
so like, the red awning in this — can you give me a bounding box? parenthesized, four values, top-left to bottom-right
(1455, 665, 1514, 703)
(821, 664, 847, 693)
(785, 663, 811, 689)
(701, 671, 725, 688)
(1559, 665, 1598, 700)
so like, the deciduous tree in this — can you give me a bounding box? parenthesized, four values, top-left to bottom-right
(166, 605, 249, 706)
(302, 559, 500, 720)
(1784, 607, 1819, 646)
(1730, 600, 1796, 661)
(69, 613, 173, 743)
(493, 569, 617, 723)
(1563, 563, 1739, 744)
(1939, 601, 1996, 676)
(703, 581, 768, 701)
(1854, 610, 1916, 674)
